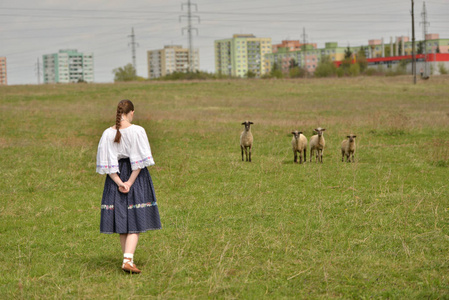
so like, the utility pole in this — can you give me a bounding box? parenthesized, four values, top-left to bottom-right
(420, 1, 430, 78)
(128, 27, 139, 71)
(180, 0, 200, 72)
(411, 0, 416, 84)
(35, 57, 42, 84)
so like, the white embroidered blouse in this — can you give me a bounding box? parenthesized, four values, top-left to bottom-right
(96, 124, 155, 174)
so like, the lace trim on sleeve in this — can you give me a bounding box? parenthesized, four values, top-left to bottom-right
(130, 156, 155, 170)
(96, 164, 120, 174)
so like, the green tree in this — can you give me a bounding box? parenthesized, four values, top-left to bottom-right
(344, 46, 353, 59)
(270, 62, 284, 78)
(438, 63, 448, 74)
(348, 63, 360, 77)
(357, 47, 368, 73)
(417, 41, 424, 55)
(113, 63, 137, 82)
(246, 70, 256, 78)
(289, 66, 307, 78)
(289, 58, 298, 69)
(314, 56, 337, 78)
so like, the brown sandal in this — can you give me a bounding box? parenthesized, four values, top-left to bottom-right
(121, 259, 141, 274)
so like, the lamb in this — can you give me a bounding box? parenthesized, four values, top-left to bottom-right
(309, 127, 326, 163)
(341, 134, 357, 163)
(240, 121, 253, 162)
(291, 130, 308, 164)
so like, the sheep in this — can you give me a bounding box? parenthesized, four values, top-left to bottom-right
(341, 134, 357, 163)
(291, 130, 308, 164)
(240, 121, 253, 162)
(309, 127, 326, 163)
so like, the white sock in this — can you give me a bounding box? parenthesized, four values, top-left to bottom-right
(123, 253, 134, 264)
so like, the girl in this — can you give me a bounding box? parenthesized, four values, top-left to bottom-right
(96, 99, 161, 274)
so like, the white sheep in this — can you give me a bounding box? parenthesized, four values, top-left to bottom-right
(240, 121, 253, 162)
(291, 130, 308, 164)
(309, 127, 326, 163)
(341, 134, 357, 163)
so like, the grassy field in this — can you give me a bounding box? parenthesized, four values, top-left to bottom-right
(1, 76, 449, 299)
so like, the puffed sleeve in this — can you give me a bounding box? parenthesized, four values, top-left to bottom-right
(129, 126, 155, 170)
(96, 129, 120, 174)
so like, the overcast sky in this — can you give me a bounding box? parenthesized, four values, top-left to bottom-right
(1, 0, 448, 85)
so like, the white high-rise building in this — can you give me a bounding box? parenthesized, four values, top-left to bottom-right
(147, 45, 199, 79)
(43, 49, 94, 83)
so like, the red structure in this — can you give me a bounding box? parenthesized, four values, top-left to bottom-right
(335, 53, 449, 68)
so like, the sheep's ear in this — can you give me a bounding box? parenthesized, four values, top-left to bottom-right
(241, 122, 246, 125)
(249, 122, 254, 124)
(353, 135, 357, 138)
(347, 135, 350, 138)
(322, 128, 326, 131)
(299, 131, 303, 134)
(291, 131, 295, 135)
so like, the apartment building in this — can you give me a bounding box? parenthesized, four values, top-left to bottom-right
(215, 34, 272, 78)
(43, 49, 94, 83)
(0, 57, 7, 85)
(272, 40, 317, 53)
(266, 33, 449, 75)
(147, 45, 199, 79)
(356, 34, 449, 58)
(266, 41, 348, 74)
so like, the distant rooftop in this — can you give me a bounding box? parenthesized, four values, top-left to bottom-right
(233, 34, 256, 38)
(164, 45, 183, 49)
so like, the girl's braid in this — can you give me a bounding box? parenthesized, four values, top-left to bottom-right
(114, 103, 124, 143)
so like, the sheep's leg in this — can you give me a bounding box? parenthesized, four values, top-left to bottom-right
(241, 146, 244, 161)
(249, 145, 252, 162)
(342, 151, 345, 162)
(299, 151, 303, 164)
(244, 147, 248, 161)
(310, 149, 314, 162)
(294, 151, 297, 163)
(304, 149, 307, 163)
(319, 149, 323, 163)
(351, 154, 355, 163)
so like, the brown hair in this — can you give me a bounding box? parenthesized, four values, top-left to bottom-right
(114, 99, 134, 143)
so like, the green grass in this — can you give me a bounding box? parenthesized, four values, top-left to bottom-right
(1, 76, 449, 299)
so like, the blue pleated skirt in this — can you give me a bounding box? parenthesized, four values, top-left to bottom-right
(100, 158, 162, 234)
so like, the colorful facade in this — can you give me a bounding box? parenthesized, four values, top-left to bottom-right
(362, 34, 449, 58)
(272, 40, 317, 53)
(43, 49, 94, 83)
(0, 57, 6, 85)
(147, 45, 199, 79)
(267, 41, 348, 74)
(215, 34, 272, 78)
(265, 33, 449, 75)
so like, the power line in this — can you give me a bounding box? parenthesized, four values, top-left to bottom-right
(421, 1, 430, 78)
(301, 27, 308, 72)
(179, 0, 200, 72)
(128, 27, 139, 70)
(411, 0, 416, 84)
